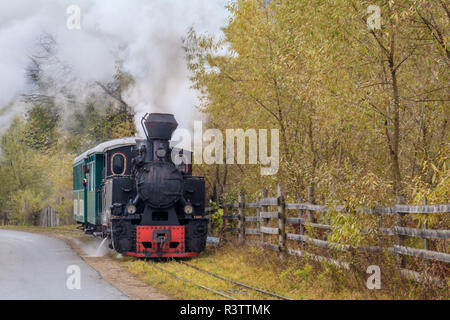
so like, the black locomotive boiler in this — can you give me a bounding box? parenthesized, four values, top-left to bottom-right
(73, 113, 208, 258)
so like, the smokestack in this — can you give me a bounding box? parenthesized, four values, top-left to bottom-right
(142, 113, 178, 141)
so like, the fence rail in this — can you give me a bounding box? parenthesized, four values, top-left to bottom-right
(206, 184, 449, 281)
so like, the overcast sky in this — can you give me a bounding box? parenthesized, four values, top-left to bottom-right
(0, 0, 229, 134)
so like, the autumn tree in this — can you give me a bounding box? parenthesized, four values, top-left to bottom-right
(186, 0, 449, 203)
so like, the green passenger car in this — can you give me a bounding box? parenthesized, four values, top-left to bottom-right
(73, 138, 137, 232)
(73, 152, 104, 228)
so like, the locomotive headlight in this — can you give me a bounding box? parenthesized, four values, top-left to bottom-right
(156, 148, 166, 158)
(184, 204, 194, 214)
(126, 204, 137, 214)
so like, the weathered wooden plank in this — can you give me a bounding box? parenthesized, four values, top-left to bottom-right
(245, 228, 260, 235)
(284, 203, 450, 215)
(379, 228, 395, 236)
(260, 226, 279, 235)
(287, 248, 350, 270)
(297, 203, 328, 212)
(285, 217, 332, 230)
(245, 216, 263, 222)
(260, 197, 278, 206)
(223, 215, 240, 220)
(394, 204, 450, 214)
(228, 202, 450, 214)
(223, 227, 239, 233)
(286, 233, 340, 249)
(286, 203, 380, 214)
(285, 217, 302, 224)
(287, 233, 381, 252)
(372, 207, 396, 215)
(206, 236, 220, 244)
(308, 222, 332, 230)
(393, 226, 450, 239)
(286, 233, 305, 242)
(245, 202, 260, 208)
(260, 211, 279, 219)
(391, 245, 450, 263)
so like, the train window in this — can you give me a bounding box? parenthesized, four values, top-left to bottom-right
(88, 162, 94, 191)
(111, 153, 126, 175)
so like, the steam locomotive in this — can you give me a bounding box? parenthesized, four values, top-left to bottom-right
(73, 113, 208, 257)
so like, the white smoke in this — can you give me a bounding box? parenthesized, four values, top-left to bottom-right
(0, 0, 229, 134)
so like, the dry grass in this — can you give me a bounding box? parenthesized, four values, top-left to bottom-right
(120, 241, 448, 300)
(0, 224, 86, 238)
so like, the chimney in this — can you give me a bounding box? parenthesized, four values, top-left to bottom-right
(142, 113, 178, 141)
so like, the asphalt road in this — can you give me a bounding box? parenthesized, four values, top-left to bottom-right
(0, 230, 129, 300)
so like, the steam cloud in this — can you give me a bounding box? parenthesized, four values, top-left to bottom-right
(0, 0, 229, 134)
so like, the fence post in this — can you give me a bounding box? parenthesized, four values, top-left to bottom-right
(260, 189, 268, 246)
(45, 207, 49, 227)
(325, 201, 331, 238)
(278, 184, 286, 259)
(421, 197, 429, 250)
(422, 197, 429, 268)
(307, 183, 316, 223)
(238, 192, 245, 245)
(256, 197, 260, 243)
(396, 196, 406, 268)
(223, 203, 229, 238)
(51, 208, 55, 227)
(298, 197, 305, 250)
(376, 201, 383, 250)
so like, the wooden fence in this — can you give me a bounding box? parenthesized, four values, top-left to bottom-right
(206, 185, 450, 282)
(38, 206, 59, 227)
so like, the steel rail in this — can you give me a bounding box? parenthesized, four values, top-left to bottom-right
(149, 262, 237, 300)
(178, 261, 293, 300)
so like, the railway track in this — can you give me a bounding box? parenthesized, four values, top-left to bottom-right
(148, 260, 293, 300)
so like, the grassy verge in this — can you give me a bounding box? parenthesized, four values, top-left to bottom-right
(121, 242, 429, 300)
(0, 224, 88, 239)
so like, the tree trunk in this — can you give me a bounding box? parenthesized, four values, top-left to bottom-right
(389, 55, 402, 196)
